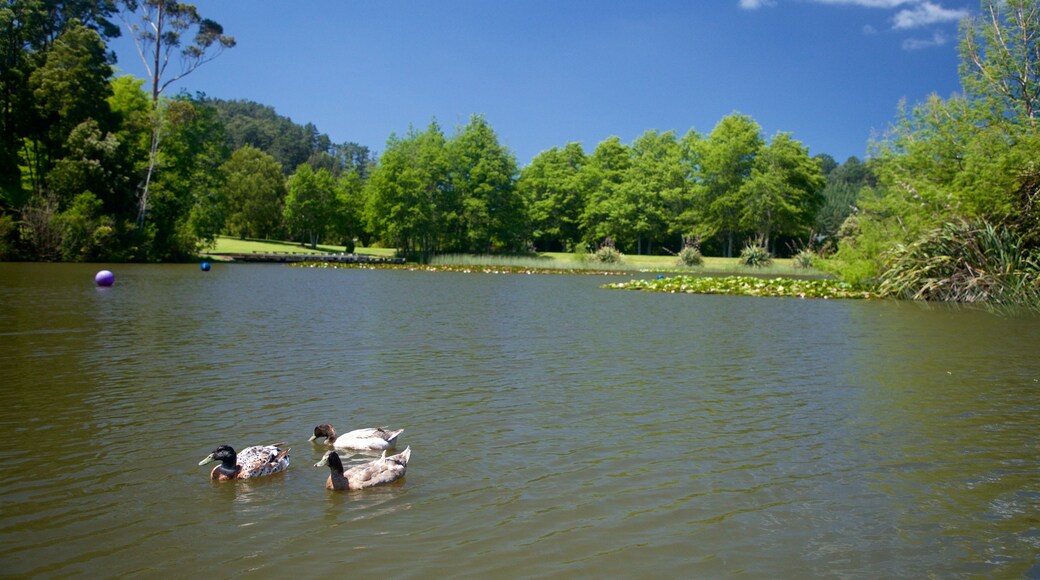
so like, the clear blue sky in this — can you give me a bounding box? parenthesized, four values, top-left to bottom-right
(108, 0, 974, 166)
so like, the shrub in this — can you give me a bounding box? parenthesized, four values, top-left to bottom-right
(878, 217, 1040, 305)
(793, 248, 815, 269)
(739, 242, 773, 268)
(676, 245, 704, 267)
(592, 237, 623, 264)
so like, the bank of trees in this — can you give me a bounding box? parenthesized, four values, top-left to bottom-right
(0, 0, 372, 260)
(829, 0, 1040, 306)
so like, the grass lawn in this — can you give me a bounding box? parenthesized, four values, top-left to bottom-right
(203, 236, 396, 257)
(204, 236, 828, 277)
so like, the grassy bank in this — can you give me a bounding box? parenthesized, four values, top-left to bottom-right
(204, 237, 830, 277)
(203, 236, 396, 257)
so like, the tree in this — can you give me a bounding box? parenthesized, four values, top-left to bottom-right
(448, 114, 524, 253)
(959, 0, 1040, 125)
(284, 164, 335, 248)
(28, 19, 115, 197)
(519, 142, 587, 252)
(364, 122, 452, 261)
(737, 132, 824, 252)
(692, 113, 763, 256)
(119, 0, 234, 225)
(222, 145, 284, 239)
(581, 136, 631, 249)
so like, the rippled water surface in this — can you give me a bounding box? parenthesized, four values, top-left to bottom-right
(1, 263, 1038, 577)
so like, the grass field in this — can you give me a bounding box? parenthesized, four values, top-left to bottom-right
(204, 236, 396, 257)
(204, 237, 828, 277)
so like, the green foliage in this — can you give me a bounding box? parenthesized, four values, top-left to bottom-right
(519, 142, 587, 252)
(284, 164, 336, 248)
(878, 218, 1040, 305)
(676, 245, 704, 267)
(592, 237, 623, 264)
(690, 113, 764, 257)
(449, 114, 524, 253)
(739, 241, 773, 268)
(606, 275, 875, 300)
(737, 132, 824, 251)
(222, 145, 285, 239)
(792, 248, 815, 269)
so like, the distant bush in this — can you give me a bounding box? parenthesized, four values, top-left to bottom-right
(592, 237, 623, 264)
(793, 248, 815, 269)
(676, 246, 703, 267)
(739, 242, 773, 268)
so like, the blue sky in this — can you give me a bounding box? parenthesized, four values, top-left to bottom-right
(109, 0, 975, 166)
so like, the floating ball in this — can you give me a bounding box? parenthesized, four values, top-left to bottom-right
(656, 274, 665, 279)
(95, 270, 114, 287)
(200, 261, 211, 272)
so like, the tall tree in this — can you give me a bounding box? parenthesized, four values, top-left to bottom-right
(737, 132, 824, 251)
(364, 122, 451, 261)
(222, 145, 284, 240)
(519, 142, 587, 252)
(29, 19, 114, 197)
(959, 0, 1040, 125)
(448, 114, 524, 253)
(693, 113, 763, 256)
(284, 164, 335, 249)
(581, 136, 631, 249)
(119, 0, 234, 225)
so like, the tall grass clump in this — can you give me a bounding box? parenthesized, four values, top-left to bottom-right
(793, 248, 815, 269)
(676, 235, 703, 267)
(592, 237, 623, 264)
(878, 218, 1040, 306)
(739, 240, 773, 268)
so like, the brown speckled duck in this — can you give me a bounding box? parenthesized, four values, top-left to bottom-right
(314, 447, 411, 490)
(198, 443, 290, 480)
(309, 424, 403, 452)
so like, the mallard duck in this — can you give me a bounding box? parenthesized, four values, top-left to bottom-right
(314, 447, 411, 490)
(309, 424, 403, 451)
(198, 443, 290, 480)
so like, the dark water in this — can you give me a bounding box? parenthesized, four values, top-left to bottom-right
(0, 263, 1038, 578)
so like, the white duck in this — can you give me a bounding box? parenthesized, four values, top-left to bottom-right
(309, 423, 403, 451)
(314, 447, 411, 490)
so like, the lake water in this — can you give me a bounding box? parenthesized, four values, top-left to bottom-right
(1, 263, 1038, 577)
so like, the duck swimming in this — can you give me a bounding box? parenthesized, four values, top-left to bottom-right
(314, 447, 411, 490)
(198, 443, 290, 480)
(309, 424, 403, 451)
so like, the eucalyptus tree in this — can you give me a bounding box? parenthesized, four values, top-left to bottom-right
(519, 142, 587, 252)
(119, 0, 234, 226)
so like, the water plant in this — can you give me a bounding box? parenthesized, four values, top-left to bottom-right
(606, 275, 876, 300)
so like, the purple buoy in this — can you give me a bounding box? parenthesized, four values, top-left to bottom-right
(95, 270, 114, 287)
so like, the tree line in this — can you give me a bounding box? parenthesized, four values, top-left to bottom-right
(3, 0, 1037, 309)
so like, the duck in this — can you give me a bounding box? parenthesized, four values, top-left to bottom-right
(309, 423, 403, 451)
(198, 443, 290, 481)
(314, 447, 411, 490)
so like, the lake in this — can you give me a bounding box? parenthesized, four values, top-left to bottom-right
(1, 263, 1038, 577)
